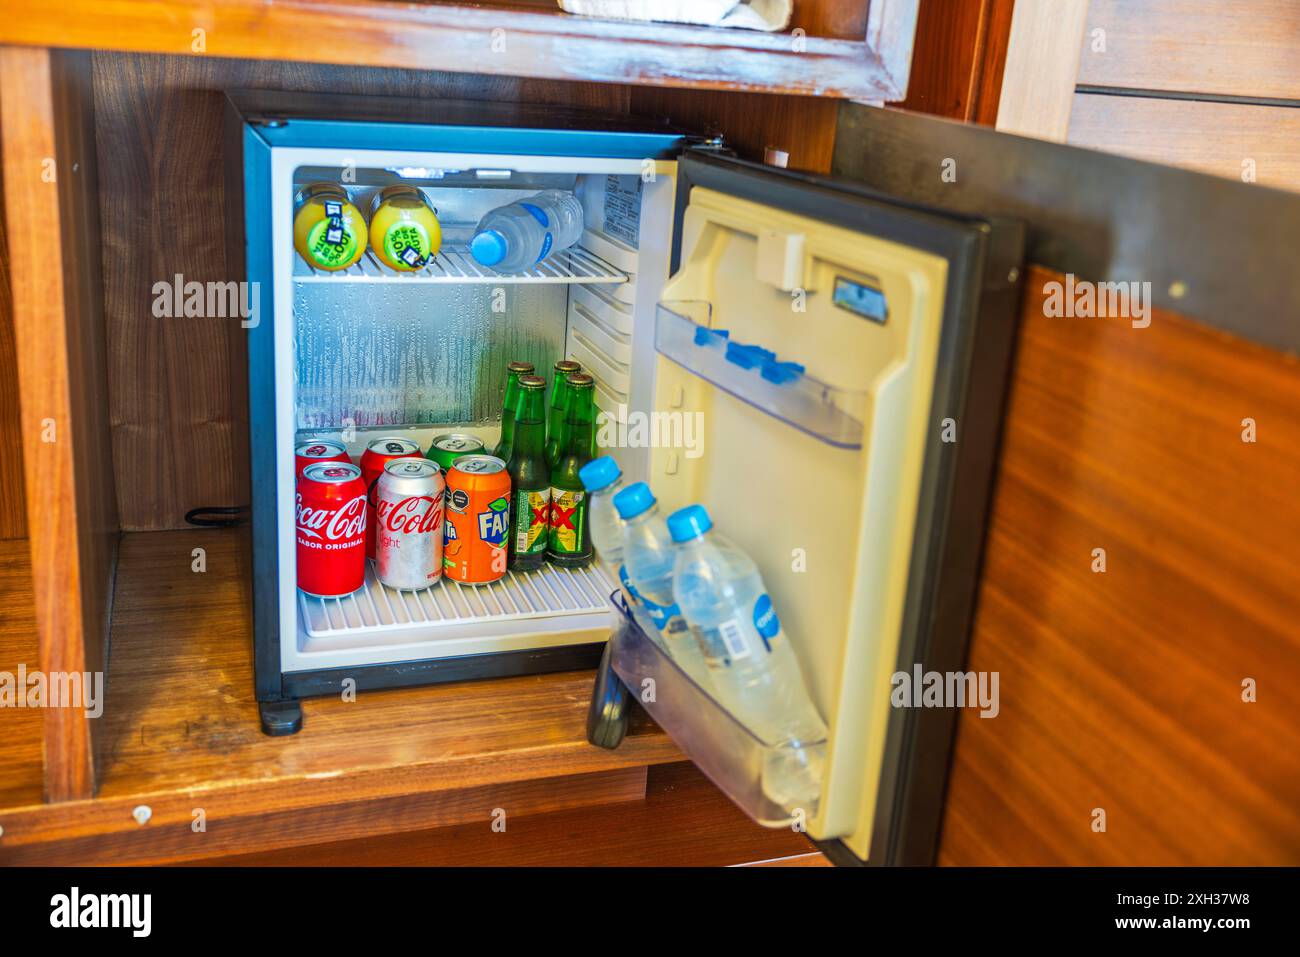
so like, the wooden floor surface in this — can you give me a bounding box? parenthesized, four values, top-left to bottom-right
(187, 761, 823, 867)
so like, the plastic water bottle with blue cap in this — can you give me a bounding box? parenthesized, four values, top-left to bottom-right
(667, 503, 827, 815)
(469, 189, 584, 273)
(578, 455, 625, 567)
(612, 482, 712, 679)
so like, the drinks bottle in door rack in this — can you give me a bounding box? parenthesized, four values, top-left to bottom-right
(492, 360, 535, 462)
(667, 504, 827, 815)
(374, 459, 446, 590)
(505, 375, 550, 572)
(294, 439, 351, 480)
(293, 183, 367, 271)
(369, 184, 442, 272)
(545, 359, 581, 470)
(360, 437, 424, 560)
(548, 373, 595, 568)
(469, 189, 584, 273)
(443, 455, 511, 585)
(612, 482, 707, 677)
(578, 455, 625, 567)
(426, 433, 485, 474)
(296, 463, 367, 598)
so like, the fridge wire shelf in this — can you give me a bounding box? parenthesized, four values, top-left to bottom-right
(293, 242, 627, 285)
(300, 560, 615, 638)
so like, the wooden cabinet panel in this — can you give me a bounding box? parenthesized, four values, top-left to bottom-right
(940, 267, 1300, 866)
(1078, 0, 1300, 100)
(1068, 93, 1300, 190)
(0, 47, 118, 802)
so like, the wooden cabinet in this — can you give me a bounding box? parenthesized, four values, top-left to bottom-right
(0, 0, 917, 101)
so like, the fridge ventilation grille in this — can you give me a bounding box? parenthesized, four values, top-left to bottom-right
(299, 560, 616, 637)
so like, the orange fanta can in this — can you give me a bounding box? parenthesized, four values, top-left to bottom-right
(443, 455, 511, 584)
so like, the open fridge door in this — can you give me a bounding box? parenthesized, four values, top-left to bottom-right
(593, 149, 1025, 864)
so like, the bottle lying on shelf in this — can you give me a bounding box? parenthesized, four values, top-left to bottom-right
(470, 189, 585, 273)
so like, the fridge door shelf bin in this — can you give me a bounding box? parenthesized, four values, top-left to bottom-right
(300, 559, 615, 638)
(655, 301, 868, 449)
(608, 592, 825, 829)
(293, 241, 628, 286)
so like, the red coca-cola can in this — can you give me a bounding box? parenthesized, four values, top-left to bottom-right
(296, 462, 367, 597)
(359, 436, 423, 559)
(375, 458, 446, 590)
(294, 439, 351, 480)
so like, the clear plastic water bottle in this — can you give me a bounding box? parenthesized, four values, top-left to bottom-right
(667, 504, 827, 815)
(469, 189, 584, 272)
(578, 455, 625, 568)
(612, 483, 710, 680)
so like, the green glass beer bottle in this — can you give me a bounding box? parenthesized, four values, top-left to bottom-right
(548, 373, 596, 568)
(546, 359, 581, 469)
(506, 375, 550, 572)
(492, 360, 534, 462)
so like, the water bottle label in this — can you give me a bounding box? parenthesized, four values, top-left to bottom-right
(642, 595, 685, 635)
(520, 203, 550, 228)
(753, 594, 780, 651)
(717, 618, 753, 661)
(618, 564, 640, 602)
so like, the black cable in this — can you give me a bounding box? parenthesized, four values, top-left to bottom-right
(184, 505, 250, 528)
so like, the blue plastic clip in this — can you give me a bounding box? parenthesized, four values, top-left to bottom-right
(761, 359, 806, 385)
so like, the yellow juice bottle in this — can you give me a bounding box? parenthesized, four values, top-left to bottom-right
(369, 185, 442, 272)
(293, 183, 367, 271)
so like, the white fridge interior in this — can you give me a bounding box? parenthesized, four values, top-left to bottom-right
(273, 147, 679, 674)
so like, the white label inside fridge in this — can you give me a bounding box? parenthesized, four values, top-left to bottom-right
(603, 175, 642, 248)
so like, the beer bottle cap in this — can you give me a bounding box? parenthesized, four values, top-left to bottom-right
(613, 481, 655, 520)
(579, 455, 621, 493)
(667, 504, 713, 543)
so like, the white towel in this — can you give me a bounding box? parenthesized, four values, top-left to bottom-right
(558, 0, 792, 32)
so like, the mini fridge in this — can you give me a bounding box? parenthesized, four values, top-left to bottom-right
(226, 90, 1025, 864)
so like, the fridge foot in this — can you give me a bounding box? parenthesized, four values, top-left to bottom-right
(586, 639, 630, 750)
(259, 699, 304, 736)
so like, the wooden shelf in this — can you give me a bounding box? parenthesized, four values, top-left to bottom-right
(0, 0, 917, 101)
(0, 529, 683, 864)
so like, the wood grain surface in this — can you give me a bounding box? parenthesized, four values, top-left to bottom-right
(1068, 93, 1300, 191)
(181, 762, 820, 867)
(1078, 0, 1300, 101)
(0, 168, 24, 540)
(939, 267, 1300, 866)
(0, 46, 118, 802)
(0, 0, 913, 101)
(898, 0, 1015, 124)
(0, 538, 42, 808)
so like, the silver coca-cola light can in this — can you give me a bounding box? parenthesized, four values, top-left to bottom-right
(374, 458, 446, 590)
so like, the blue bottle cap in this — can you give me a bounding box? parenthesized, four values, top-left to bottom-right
(470, 229, 508, 266)
(667, 504, 712, 543)
(612, 481, 655, 520)
(579, 455, 621, 492)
